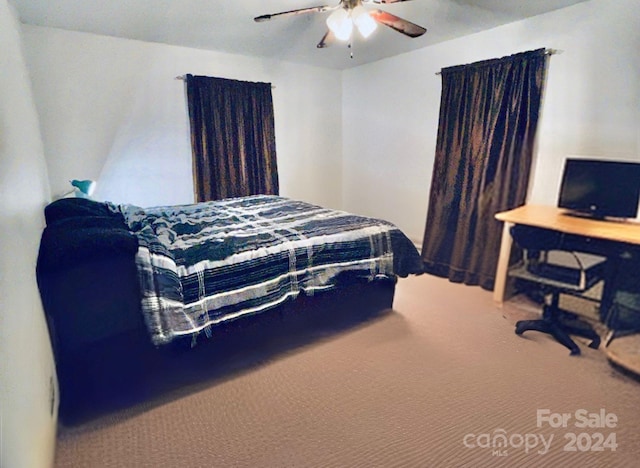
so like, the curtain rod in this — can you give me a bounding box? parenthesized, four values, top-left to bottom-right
(175, 75, 275, 88)
(434, 48, 563, 75)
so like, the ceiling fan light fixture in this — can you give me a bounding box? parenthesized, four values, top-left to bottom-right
(352, 6, 377, 39)
(326, 8, 353, 41)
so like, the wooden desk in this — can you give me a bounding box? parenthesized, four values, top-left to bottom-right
(493, 205, 640, 305)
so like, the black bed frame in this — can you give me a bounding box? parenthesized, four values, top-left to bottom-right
(38, 254, 396, 425)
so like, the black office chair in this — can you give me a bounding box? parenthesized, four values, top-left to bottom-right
(509, 225, 604, 355)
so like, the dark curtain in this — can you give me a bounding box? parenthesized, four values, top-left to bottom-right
(421, 48, 548, 290)
(186, 75, 279, 202)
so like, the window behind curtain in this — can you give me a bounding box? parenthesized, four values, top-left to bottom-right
(186, 75, 279, 202)
(421, 49, 549, 290)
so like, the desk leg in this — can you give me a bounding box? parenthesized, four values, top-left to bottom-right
(493, 222, 513, 306)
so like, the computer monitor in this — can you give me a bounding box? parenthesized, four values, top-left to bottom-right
(557, 158, 640, 219)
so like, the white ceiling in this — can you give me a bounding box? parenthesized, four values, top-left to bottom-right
(11, 0, 589, 70)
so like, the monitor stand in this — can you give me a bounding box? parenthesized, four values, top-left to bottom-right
(561, 209, 631, 223)
(561, 210, 604, 220)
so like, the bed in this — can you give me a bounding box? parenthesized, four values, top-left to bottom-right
(36, 195, 423, 423)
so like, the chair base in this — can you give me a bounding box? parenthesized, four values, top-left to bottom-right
(515, 305, 601, 356)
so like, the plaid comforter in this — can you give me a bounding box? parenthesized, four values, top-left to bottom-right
(112, 195, 423, 345)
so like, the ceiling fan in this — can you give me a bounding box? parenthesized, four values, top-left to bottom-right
(254, 0, 427, 49)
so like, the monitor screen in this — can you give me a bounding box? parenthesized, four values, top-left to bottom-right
(557, 158, 640, 219)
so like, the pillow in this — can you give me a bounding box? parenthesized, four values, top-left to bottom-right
(50, 215, 128, 231)
(44, 198, 122, 225)
(36, 224, 138, 272)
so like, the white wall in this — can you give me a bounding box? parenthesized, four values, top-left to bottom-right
(343, 0, 640, 243)
(0, 1, 57, 467)
(22, 26, 344, 210)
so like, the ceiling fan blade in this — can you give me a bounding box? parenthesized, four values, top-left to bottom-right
(370, 9, 426, 38)
(367, 0, 414, 4)
(317, 30, 336, 48)
(254, 5, 335, 22)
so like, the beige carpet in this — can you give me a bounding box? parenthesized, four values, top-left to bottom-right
(55, 274, 640, 467)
